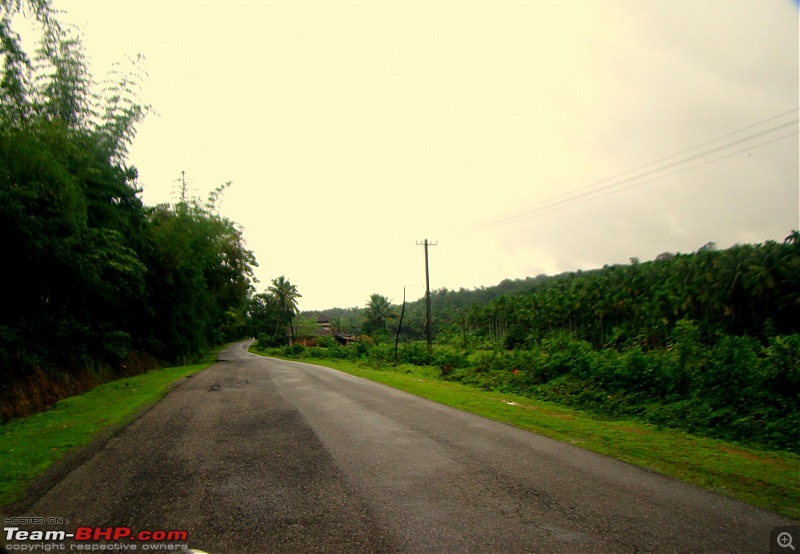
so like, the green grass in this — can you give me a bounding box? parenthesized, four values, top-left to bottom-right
(0, 348, 221, 507)
(276, 355, 800, 519)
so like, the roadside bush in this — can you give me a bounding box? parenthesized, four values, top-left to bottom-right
(365, 343, 394, 366)
(305, 346, 330, 359)
(610, 347, 676, 399)
(446, 365, 516, 393)
(538, 332, 595, 383)
(503, 350, 546, 390)
(700, 335, 761, 406)
(330, 345, 352, 359)
(433, 349, 469, 375)
(282, 344, 306, 357)
(762, 334, 800, 398)
(316, 336, 338, 348)
(399, 342, 434, 366)
(472, 351, 511, 373)
(255, 334, 283, 350)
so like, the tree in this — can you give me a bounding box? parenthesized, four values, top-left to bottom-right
(0, 5, 151, 369)
(293, 315, 322, 344)
(245, 293, 278, 337)
(1, 1, 153, 414)
(0, 2, 260, 419)
(268, 276, 301, 340)
(140, 193, 256, 360)
(363, 294, 397, 337)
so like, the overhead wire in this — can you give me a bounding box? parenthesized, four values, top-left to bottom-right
(492, 121, 798, 224)
(503, 130, 798, 221)
(483, 109, 799, 227)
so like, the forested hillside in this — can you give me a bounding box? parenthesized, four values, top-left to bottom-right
(0, 1, 257, 418)
(437, 237, 800, 348)
(320, 236, 800, 349)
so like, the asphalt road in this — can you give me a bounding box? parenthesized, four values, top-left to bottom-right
(7, 341, 797, 553)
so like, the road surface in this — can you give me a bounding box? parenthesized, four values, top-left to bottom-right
(6, 341, 797, 552)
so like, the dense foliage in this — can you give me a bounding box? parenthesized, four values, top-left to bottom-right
(466, 238, 800, 350)
(244, 276, 302, 347)
(0, 1, 256, 418)
(324, 237, 800, 351)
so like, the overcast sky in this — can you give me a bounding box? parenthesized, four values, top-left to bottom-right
(50, 0, 799, 310)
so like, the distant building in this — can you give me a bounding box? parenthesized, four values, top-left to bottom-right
(289, 312, 356, 346)
(314, 313, 333, 334)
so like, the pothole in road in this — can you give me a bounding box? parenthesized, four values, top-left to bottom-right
(208, 379, 249, 392)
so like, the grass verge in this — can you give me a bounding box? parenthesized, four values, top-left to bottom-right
(0, 348, 222, 508)
(278, 355, 800, 519)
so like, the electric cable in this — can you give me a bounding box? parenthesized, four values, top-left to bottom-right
(482, 110, 799, 227)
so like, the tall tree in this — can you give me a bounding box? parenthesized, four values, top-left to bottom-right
(0, 4, 257, 417)
(268, 276, 301, 339)
(363, 293, 396, 336)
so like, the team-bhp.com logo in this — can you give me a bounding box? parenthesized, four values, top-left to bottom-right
(4, 525, 199, 551)
(77, 527, 187, 542)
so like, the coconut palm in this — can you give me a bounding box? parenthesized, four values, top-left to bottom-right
(363, 293, 396, 335)
(268, 276, 302, 338)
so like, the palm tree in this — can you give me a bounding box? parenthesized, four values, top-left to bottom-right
(364, 293, 396, 335)
(778, 231, 800, 311)
(268, 276, 302, 339)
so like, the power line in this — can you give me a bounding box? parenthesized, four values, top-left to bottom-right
(492, 125, 798, 224)
(483, 109, 799, 227)
(591, 108, 799, 181)
(489, 118, 798, 225)
(503, 130, 797, 221)
(545, 110, 798, 208)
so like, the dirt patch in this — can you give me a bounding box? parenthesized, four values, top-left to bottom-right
(0, 351, 160, 421)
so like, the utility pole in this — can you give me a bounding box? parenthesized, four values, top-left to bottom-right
(416, 239, 437, 354)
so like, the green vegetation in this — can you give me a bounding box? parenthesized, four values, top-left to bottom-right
(0, 1, 259, 419)
(255, 351, 799, 518)
(255, 322, 800, 454)
(0, 348, 220, 507)
(362, 293, 398, 340)
(324, 236, 800, 351)
(292, 236, 800, 454)
(244, 276, 304, 348)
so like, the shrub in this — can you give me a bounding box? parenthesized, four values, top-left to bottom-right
(762, 334, 800, 398)
(433, 349, 468, 375)
(701, 335, 761, 406)
(608, 347, 675, 399)
(316, 336, 337, 348)
(352, 339, 372, 358)
(255, 334, 282, 350)
(366, 343, 393, 365)
(282, 344, 306, 357)
(538, 331, 595, 383)
(399, 342, 434, 366)
(305, 346, 330, 359)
